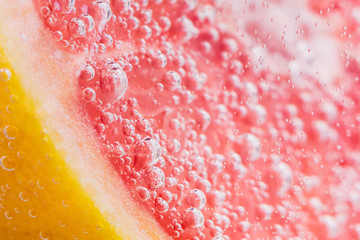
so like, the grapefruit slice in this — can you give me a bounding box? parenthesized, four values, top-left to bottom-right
(1, 0, 360, 240)
(0, 1, 168, 239)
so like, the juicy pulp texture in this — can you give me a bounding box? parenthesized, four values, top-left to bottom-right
(2, 0, 360, 240)
(0, 1, 169, 239)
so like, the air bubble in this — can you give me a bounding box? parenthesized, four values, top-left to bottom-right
(0, 68, 11, 81)
(134, 138, 161, 170)
(0, 156, 16, 171)
(112, 0, 131, 13)
(153, 53, 167, 69)
(39, 231, 52, 240)
(91, 1, 112, 23)
(82, 87, 96, 102)
(146, 166, 165, 189)
(155, 197, 169, 213)
(4, 211, 13, 220)
(50, 0, 75, 13)
(67, 18, 86, 38)
(162, 71, 181, 91)
(80, 14, 95, 32)
(40, 6, 51, 17)
(182, 208, 204, 228)
(79, 64, 95, 81)
(136, 186, 150, 201)
(167, 138, 181, 153)
(186, 189, 206, 209)
(238, 133, 261, 161)
(19, 191, 30, 201)
(29, 209, 38, 218)
(100, 66, 128, 93)
(139, 25, 152, 40)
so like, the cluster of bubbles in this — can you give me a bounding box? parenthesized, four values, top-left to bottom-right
(33, 0, 360, 239)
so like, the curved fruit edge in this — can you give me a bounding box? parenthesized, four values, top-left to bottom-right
(0, 1, 170, 239)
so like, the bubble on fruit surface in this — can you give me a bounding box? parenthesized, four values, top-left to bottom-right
(29, 209, 38, 218)
(99, 65, 128, 104)
(4, 211, 13, 220)
(208, 190, 225, 207)
(67, 18, 86, 38)
(3, 125, 19, 140)
(82, 87, 96, 102)
(162, 71, 181, 91)
(101, 33, 113, 47)
(139, 25, 152, 40)
(50, 0, 75, 13)
(19, 191, 30, 201)
(80, 14, 95, 32)
(146, 166, 165, 189)
(39, 231, 52, 240)
(155, 197, 169, 213)
(273, 162, 292, 195)
(112, 0, 131, 13)
(195, 109, 211, 130)
(182, 208, 204, 228)
(153, 53, 167, 69)
(167, 138, 181, 153)
(91, 0, 112, 23)
(0, 156, 16, 171)
(136, 186, 150, 201)
(79, 64, 95, 81)
(186, 189, 206, 209)
(100, 66, 127, 92)
(0, 68, 11, 81)
(258, 203, 274, 220)
(237, 133, 261, 161)
(134, 138, 161, 170)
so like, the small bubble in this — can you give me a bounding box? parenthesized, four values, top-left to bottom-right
(4, 211, 13, 220)
(29, 209, 38, 218)
(134, 138, 161, 170)
(146, 166, 165, 189)
(0, 68, 11, 81)
(162, 71, 181, 91)
(167, 138, 181, 153)
(82, 87, 96, 102)
(138, 25, 152, 40)
(80, 14, 95, 32)
(0, 156, 17, 171)
(122, 123, 135, 136)
(79, 64, 95, 81)
(19, 191, 30, 201)
(112, 0, 131, 13)
(100, 67, 128, 95)
(50, 0, 75, 13)
(208, 190, 225, 207)
(101, 33, 113, 47)
(182, 208, 204, 228)
(101, 112, 114, 125)
(67, 18, 86, 38)
(39, 231, 52, 240)
(10, 94, 20, 103)
(62, 200, 70, 207)
(153, 53, 167, 69)
(212, 237, 226, 240)
(238, 133, 261, 161)
(136, 186, 150, 201)
(91, 1, 112, 23)
(186, 189, 206, 209)
(155, 197, 169, 213)
(40, 6, 51, 17)
(158, 16, 171, 32)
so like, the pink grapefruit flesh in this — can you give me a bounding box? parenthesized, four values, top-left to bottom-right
(1, 0, 360, 239)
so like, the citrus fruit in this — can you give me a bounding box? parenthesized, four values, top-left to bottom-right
(1, 0, 360, 239)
